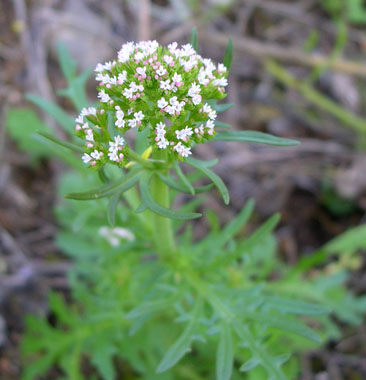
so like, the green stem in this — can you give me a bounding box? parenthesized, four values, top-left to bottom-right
(151, 150, 176, 258)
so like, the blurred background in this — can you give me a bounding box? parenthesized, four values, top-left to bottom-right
(0, 0, 365, 379)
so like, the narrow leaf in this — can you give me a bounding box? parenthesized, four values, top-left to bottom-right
(216, 323, 233, 380)
(213, 103, 234, 113)
(173, 162, 195, 195)
(65, 168, 142, 200)
(240, 357, 260, 372)
(262, 296, 329, 316)
(107, 191, 121, 227)
(214, 130, 300, 146)
(245, 312, 321, 342)
(215, 121, 232, 129)
(57, 42, 77, 82)
(190, 27, 198, 52)
(157, 301, 201, 373)
(139, 173, 202, 220)
(26, 94, 75, 134)
(157, 173, 213, 194)
(241, 213, 281, 251)
(223, 37, 233, 71)
(214, 199, 255, 248)
(38, 131, 84, 153)
(186, 158, 229, 205)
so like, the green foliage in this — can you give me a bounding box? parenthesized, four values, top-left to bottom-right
(321, 0, 366, 24)
(5, 107, 53, 162)
(16, 37, 366, 380)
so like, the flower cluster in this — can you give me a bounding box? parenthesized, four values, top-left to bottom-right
(75, 40, 228, 167)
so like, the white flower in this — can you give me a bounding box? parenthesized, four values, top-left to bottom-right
(168, 42, 178, 52)
(163, 55, 174, 65)
(203, 103, 213, 114)
(91, 150, 103, 160)
(172, 73, 182, 83)
(169, 96, 179, 106)
(123, 88, 134, 99)
(156, 66, 167, 76)
(209, 109, 217, 120)
(160, 79, 171, 90)
(99, 226, 135, 246)
(213, 78, 228, 87)
(157, 138, 169, 149)
(118, 71, 127, 84)
(98, 90, 111, 103)
(94, 63, 104, 72)
(188, 82, 201, 97)
(108, 150, 119, 162)
(157, 97, 168, 109)
(156, 122, 166, 133)
(85, 129, 94, 142)
(136, 66, 146, 77)
(198, 71, 209, 86)
(192, 94, 202, 105)
(128, 119, 137, 128)
(206, 120, 215, 130)
(118, 41, 135, 63)
(176, 126, 193, 141)
(218, 63, 227, 73)
(75, 114, 84, 124)
(134, 111, 144, 122)
(114, 135, 125, 146)
(174, 142, 192, 157)
(82, 153, 91, 163)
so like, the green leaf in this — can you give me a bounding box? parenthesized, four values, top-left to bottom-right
(126, 299, 174, 320)
(90, 344, 117, 380)
(190, 27, 198, 51)
(214, 199, 254, 248)
(173, 162, 195, 195)
(262, 296, 329, 316)
(57, 42, 77, 82)
(213, 103, 234, 113)
(157, 173, 213, 194)
(5, 107, 53, 161)
(245, 312, 321, 342)
(186, 158, 229, 205)
(26, 94, 74, 134)
(216, 323, 233, 380)
(241, 213, 280, 251)
(66, 168, 143, 200)
(240, 357, 260, 372)
(156, 301, 201, 373)
(214, 130, 300, 146)
(38, 131, 84, 153)
(139, 173, 202, 220)
(49, 292, 76, 326)
(107, 191, 121, 227)
(223, 37, 233, 71)
(215, 121, 232, 129)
